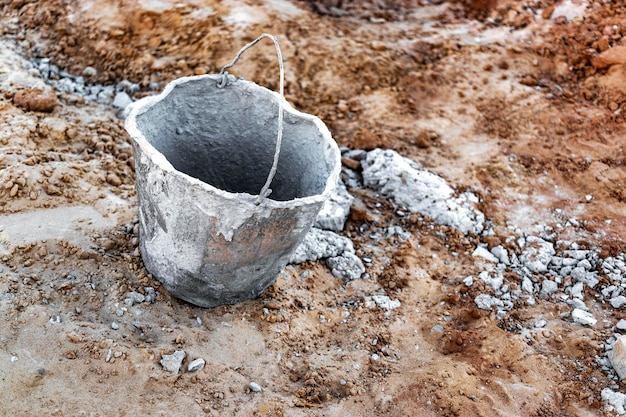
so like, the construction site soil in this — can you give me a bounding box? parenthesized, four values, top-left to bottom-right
(0, 0, 626, 416)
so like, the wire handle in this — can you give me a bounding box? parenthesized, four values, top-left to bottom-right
(218, 34, 284, 204)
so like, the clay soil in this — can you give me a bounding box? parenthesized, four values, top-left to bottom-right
(1, 0, 626, 416)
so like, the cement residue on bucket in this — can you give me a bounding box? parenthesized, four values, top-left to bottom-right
(125, 55, 341, 308)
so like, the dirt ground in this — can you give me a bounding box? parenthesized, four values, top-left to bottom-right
(1, 0, 626, 415)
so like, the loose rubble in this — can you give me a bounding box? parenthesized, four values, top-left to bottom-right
(187, 358, 206, 373)
(361, 149, 485, 235)
(160, 350, 186, 374)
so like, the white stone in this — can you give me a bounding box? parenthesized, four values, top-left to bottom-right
(472, 246, 499, 263)
(326, 252, 365, 281)
(570, 282, 584, 299)
(490, 245, 510, 264)
(368, 295, 401, 310)
(112, 91, 132, 110)
(521, 277, 534, 294)
(601, 388, 626, 414)
(314, 179, 354, 232)
(160, 350, 186, 374)
(519, 236, 555, 273)
(474, 294, 504, 311)
(541, 280, 558, 294)
(187, 358, 206, 373)
(361, 149, 484, 234)
(571, 308, 596, 326)
(611, 296, 626, 309)
(478, 270, 503, 290)
(290, 228, 354, 264)
(462, 276, 474, 287)
(249, 382, 263, 393)
(610, 336, 626, 380)
(617, 319, 626, 331)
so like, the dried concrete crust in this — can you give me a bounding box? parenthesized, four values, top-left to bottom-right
(124, 74, 341, 308)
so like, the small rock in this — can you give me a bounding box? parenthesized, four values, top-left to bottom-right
(326, 252, 365, 281)
(474, 294, 504, 311)
(609, 336, 626, 380)
(187, 358, 206, 373)
(617, 319, 626, 331)
(368, 295, 401, 310)
(248, 382, 263, 393)
(611, 296, 626, 308)
(472, 246, 499, 263)
(430, 324, 445, 333)
(290, 228, 353, 264)
(572, 308, 596, 326)
(541, 280, 558, 294)
(521, 277, 535, 294)
(478, 270, 503, 290)
(314, 179, 354, 232)
(112, 91, 132, 110)
(125, 291, 146, 306)
(601, 388, 626, 414)
(160, 350, 186, 374)
(490, 245, 510, 264)
(111, 322, 120, 330)
(13, 88, 58, 112)
(463, 276, 474, 287)
(144, 287, 156, 303)
(519, 236, 555, 273)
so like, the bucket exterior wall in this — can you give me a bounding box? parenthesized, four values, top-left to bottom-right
(125, 74, 340, 308)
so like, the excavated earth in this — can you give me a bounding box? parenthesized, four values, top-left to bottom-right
(1, 0, 626, 416)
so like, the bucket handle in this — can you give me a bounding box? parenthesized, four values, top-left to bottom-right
(218, 34, 284, 204)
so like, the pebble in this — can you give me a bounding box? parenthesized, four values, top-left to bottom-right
(572, 308, 597, 326)
(367, 295, 401, 310)
(463, 276, 474, 287)
(125, 291, 146, 306)
(326, 252, 365, 281)
(541, 280, 558, 294)
(519, 236, 555, 273)
(111, 322, 119, 330)
(611, 296, 626, 309)
(248, 382, 263, 393)
(610, 336, 626, 381)
(187, 358, 206, 372)
(112, 91, 132, 111)
(160, 350, 186, 374)
(616, 319, 626, 331)
(490, 245, 510, 264)
(290, 228, 354, 264)
(601, 388, 626, 414)
(472, 246, 499, 263)
(478, 270, 503, 290)
(474, 294, 504, 311)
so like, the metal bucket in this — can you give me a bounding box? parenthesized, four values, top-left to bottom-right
(124, 35, 340, 307)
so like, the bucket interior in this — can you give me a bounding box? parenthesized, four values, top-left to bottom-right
(135, 77, 335, 201)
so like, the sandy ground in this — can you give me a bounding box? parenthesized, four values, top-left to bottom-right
(1, 0, 626, 415)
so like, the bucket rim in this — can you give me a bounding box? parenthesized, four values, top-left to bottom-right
(124, 74, 341, 208)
